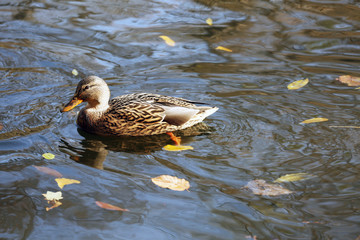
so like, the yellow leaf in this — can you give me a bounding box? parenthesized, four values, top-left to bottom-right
(72, 69, 78, 76)
(287, 78, 309, 90)
(151, 175, 190, 191)
(159, 35, 175, 46)
(215, 46, 233, 52)
(95, 201, 128, 211)
(206, 18, 213, 26)
(300, 117, 328, 124)
(42, 153, 55, 160)
(274, 173, 314, 183)
(163, 145, 193, 151)
(42, 191, 63, 201)
(55, 178, 80, 189)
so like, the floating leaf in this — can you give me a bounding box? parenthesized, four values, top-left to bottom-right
(159, 35, 175, 46)
(55, 178, 80, 189)
(206, 18, 213, 26)
(46, 200, 62, 211)
(336, 75, 360, 86)
(163, 145, 194, 151)
(244, 179, 293, 196)
(274, 173, 314, 183)
(33, 165, 63, 178)
(215, 46, 233, 52)
(42, 153, 55, 160)
(95, 201, 128, 211)
(287, 78, 309, 90)
(300, 117, 328, 124)
(151, 175, 190, 191)
(42, 191, 63, 201)
(71, 69, 78, 76)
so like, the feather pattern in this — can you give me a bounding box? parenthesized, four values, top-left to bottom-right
(62, 76, 218, 136)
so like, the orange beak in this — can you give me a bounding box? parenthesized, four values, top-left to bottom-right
(61, 97, 83, 112)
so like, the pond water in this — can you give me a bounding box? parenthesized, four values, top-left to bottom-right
(1, 0, 360, 239)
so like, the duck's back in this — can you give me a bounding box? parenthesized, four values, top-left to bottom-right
(79, 93, 218, 136)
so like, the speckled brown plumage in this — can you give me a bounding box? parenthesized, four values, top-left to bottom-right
(62, 76, 218, 136)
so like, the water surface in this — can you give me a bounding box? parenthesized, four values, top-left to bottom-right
(1, 0, 360, 239)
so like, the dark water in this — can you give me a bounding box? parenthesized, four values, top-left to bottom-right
(1, 0, 360, 239)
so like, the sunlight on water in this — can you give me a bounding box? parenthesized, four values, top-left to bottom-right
(1, 0, 360, 239)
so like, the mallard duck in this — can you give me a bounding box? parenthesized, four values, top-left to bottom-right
(62, 76, 218, 137)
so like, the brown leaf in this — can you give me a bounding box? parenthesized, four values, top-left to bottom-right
(33, 165, 63, 178)
(95, 201, 128, 211)
(151, 175, 190, 191)
(244, 179, 293, 196)
(336, 75, 360, 86)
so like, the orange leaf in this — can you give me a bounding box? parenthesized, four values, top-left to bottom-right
(95, 201, 128, 211)
(159, 35, 176, 46)
(151, 175, 190, 191)
(336, 75, 360, 86)
(46, 201, 62, 211)
(33, 165, 63, 178)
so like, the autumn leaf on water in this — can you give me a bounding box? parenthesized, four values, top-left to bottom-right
(215, 46, 233, 52)
(42, 153, 55, 160)
(33, 165, 63, 178)
(300, 117, 328, 124)
(55, 178, 80, 189)
(206, 18, 213, 26)
(159, 35, 175, 46)
(274, 173, 314, 183)
(244, 179, 293, 196)
(42, 191, 63, 211)
(336, 75, 360, 86)
(95, 201, 129, 211)
(71, 69, 78, 76)
(287, 78, 309, 90)
(42, 191, 63, 201)
(163, 144, 194, 152)
(151, 175, 190, 191)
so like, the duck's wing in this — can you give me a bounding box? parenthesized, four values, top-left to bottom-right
(109, 93, 214, 126)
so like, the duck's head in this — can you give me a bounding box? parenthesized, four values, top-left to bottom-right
(62, 76, 110, 112)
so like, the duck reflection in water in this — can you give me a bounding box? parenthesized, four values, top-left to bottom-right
(60, 122, 214, 169)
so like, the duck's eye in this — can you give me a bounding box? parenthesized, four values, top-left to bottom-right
(84, 86, 90, 90)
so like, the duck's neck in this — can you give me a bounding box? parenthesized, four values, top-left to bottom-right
(85, 88, 110, 113)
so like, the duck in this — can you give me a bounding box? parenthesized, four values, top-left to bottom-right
(62, 76, 218, 137)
